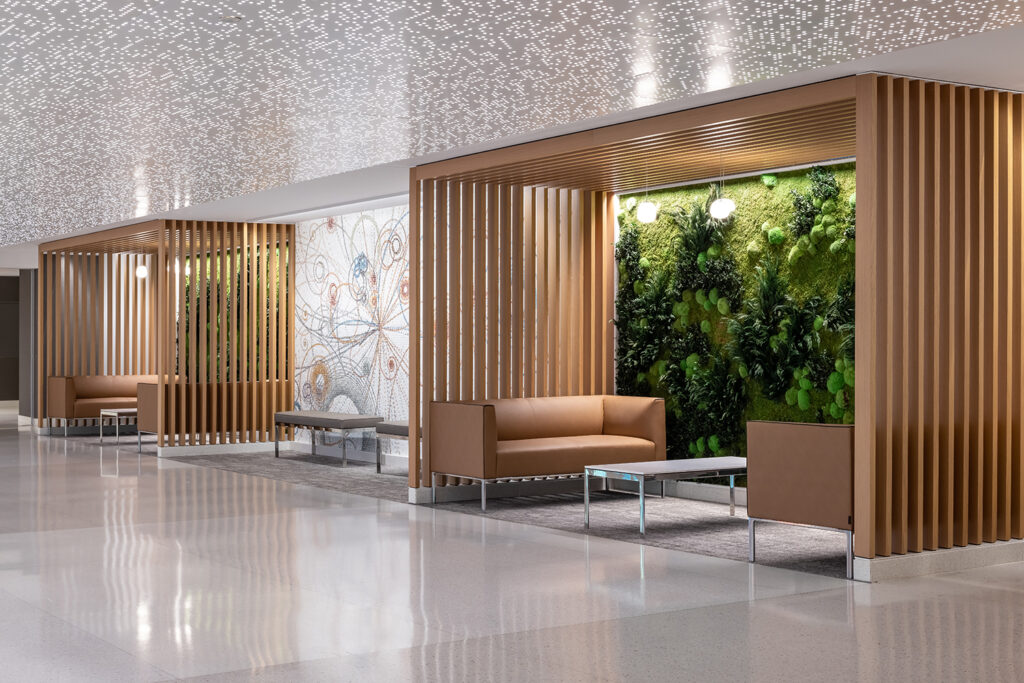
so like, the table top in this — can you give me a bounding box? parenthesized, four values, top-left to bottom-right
(586, 456, 747, 478)
(99, 408, 138, 416)
(274, 411, 383, 429)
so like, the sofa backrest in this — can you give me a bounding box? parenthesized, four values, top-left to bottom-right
(490, 395, 604, 441)
(73, 374, 158, 399)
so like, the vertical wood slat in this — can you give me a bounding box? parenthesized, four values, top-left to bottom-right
(535, 189, 547, 396)
(449, 183, 461, 402)
(486, 183, 498, 399)
(462, 184, 474, 401)
(474, 183, 486, 400)
(523, 187, 535, 397)
(497, 184, 511, 398)
(199, 222, 209, 443)
(268, 223, 278, 445)
(511, 185, 523, 399)
(229, 223, 237, 443)
(240, 223, 250, 443)
(177, 222, 187, 446)
(421, 180, 435, 487)
(249, 223, 258, 441)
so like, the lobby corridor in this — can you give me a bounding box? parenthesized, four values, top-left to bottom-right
(0, 424, 1021, 681)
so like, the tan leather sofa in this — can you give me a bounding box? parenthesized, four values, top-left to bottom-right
(47, 375, 157, 426)
(429, 395, 666, 509)
(137, 380, 287, 443)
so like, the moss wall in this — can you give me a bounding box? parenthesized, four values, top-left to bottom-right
(616, 164, 856, 458)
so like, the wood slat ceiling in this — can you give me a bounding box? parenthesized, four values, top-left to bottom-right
(431, 98, 856, 192)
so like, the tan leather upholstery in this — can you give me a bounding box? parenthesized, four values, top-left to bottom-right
(429, 395, 666, 481)
(601, 395, 667, 461)
(495, 435, 655, 478)
(46, 375, 157, 419)
(137, 381, 287, 437)
(492, 396, 604, 441)
(746, 420, 854, 531)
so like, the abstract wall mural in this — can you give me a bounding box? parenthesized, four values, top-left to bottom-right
(293, 205, 410, 446)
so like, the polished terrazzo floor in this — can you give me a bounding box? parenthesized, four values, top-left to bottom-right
(4, 421, 1024, 681)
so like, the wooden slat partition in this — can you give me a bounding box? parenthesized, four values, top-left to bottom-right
(855, 74, 1024, 557)
(37, 221, 295, 449)
(409, 181, 617, 488)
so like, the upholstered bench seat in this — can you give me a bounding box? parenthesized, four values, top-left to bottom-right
(495, 435, 656, 478)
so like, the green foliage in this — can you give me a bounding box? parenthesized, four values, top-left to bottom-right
(617, 164, 856, 457)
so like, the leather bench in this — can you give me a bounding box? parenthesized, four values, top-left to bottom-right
(429, 395, 666, 510)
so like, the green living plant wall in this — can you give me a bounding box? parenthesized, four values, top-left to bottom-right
(616, 163, 856, 459)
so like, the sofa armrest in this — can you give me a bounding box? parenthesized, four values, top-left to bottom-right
(428, 402, 497, 480)
(601, 395, 667, 460)
(46, 377, 76, 419)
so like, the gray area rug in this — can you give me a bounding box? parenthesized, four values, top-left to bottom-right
(170, 451, 849, 579)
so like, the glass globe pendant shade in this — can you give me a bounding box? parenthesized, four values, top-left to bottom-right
(135, 264, 149, 279)
(636, 200, 658, 224)
(709, 197, 736, 220)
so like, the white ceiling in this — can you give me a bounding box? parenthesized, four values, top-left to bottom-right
(1, 0, 1023, 261)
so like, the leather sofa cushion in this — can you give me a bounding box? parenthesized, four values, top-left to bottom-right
(491, 396, 604, 441)
(74, 375, 157, 399)
(74, 397, 137, 418)
(495, 434, 655, 478)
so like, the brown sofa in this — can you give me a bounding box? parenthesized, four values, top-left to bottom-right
(429, 395, 665, 509)
(137, 380, 288, 445)
(46, 375, 157, 430)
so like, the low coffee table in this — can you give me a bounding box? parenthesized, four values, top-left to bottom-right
(99, 408, 138, 445)
(584, 456, 747, 535)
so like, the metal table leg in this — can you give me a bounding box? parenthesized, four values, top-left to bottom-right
(274, 423, 280, 458)
(375, 435, 381, 473)
(311, 428, 317, 457)
(115, 417, 120, 445)
(729, 474, 736, 516)
(584, 471, 590, 528)
(341, 429, 347, 466)
(138, 431, 142, 453)
(639, 477, 646, 535)
(100, 416, 104, 443)
(480, 479, 487, 512)
(431, 472, 437, 504)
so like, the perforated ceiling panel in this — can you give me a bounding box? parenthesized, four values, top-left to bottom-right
(0, 0, 1021, 244)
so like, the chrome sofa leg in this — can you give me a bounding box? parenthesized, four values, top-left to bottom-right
(846, 530, 853, 580)
(748, 518, 756, 563)
(431, 472, 437, 504)
(375, 436, 382, 473)
(481, 479, 487, 512)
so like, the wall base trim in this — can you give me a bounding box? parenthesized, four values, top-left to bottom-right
(853, 538, 1024, 582)
(156, 441, 277, 457)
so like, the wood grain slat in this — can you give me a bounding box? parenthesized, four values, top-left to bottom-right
(486, 183, 499, 399)
(523, 187, 535, 398)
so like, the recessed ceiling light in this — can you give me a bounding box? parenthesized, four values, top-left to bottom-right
(219, 15, 244, 23)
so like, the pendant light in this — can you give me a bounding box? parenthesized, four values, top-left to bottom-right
(636, 156, 658, 223)
(709, 153, 735, 220)
(135, 264, 149, 279)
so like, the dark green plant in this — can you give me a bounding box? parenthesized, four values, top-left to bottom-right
(789, 191, 817, 238)
(615, 226, 674, 394)
(808, 165, 841, 202)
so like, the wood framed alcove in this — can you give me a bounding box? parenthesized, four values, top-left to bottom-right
(409, 73, 1024, 561)
(37, 219, 296, 448)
